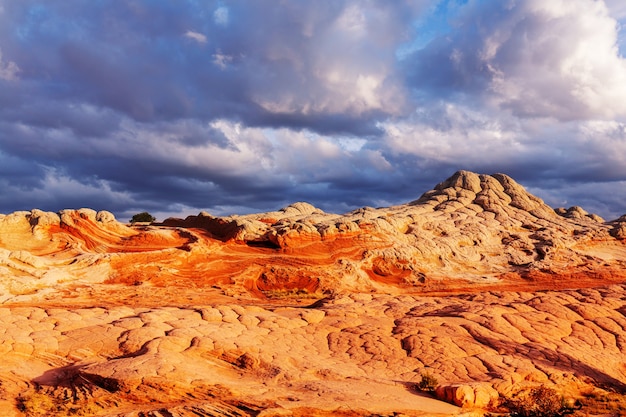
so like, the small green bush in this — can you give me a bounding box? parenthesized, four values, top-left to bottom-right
(418, 372, 439, 392)
(130, 211, 156, 224)
(506, 386, 576, 417)
(17, 391, 57, 415)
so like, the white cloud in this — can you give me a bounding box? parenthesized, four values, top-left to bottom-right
(214, 6, 229, 26)
(580, 119, 626, 140)
(335, 4, 367, 37)
(252, 52, 403, 116)
(0, 49, 19, 81)
(576, 120, 626, 174)
(0, 166, 135, 213)
(380, 103, 526, 164)
(41, 169, 134, 205)
(236, 2, 414, 118)
(212, 49, 232, 69)
(184, 30, 207, 44)
(484, 0, 626, 120)
(104, 118, 387, 187)
(410, 0, 626, 121)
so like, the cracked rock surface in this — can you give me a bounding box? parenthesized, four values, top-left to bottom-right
(0, 171, 625, 416)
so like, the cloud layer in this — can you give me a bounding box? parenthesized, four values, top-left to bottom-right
(0, 0, 625, 221)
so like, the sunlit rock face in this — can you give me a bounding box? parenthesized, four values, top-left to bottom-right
(0, 171, 625, 416)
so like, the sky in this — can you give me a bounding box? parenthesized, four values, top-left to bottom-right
(1, 0, 626, 222)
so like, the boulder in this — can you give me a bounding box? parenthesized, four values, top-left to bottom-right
(436, 383, 499, 408)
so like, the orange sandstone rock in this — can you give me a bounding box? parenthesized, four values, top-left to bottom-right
(0, 171, 625, 416)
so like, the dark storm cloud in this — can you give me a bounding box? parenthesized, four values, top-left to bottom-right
(0, 0, 625, 221)
(0, 152, 46, 189)
(0, 0, 422, 127)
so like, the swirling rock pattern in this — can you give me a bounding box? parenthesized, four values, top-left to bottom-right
(0, 171, 625, 415)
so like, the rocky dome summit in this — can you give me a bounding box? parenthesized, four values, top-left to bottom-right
(415, 170, 553, 214)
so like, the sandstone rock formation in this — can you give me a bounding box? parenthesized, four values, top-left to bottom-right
(0, 171, 625, 416)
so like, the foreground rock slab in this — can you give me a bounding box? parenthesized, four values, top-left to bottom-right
(0, 286, 626, 415)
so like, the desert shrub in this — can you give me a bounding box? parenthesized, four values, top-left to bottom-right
(417, 372, 439, 392)
(17, 390, 104, 416)
(506, 386, 576, 417)
(130, 211, 156, 223)
(260, 288, 322, 299)
(17, 391, 58, 416)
